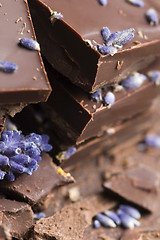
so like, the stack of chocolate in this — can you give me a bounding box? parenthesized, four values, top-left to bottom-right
(1, 0, 160, 239)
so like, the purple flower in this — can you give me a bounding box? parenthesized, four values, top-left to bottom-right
(119, 205, 141, 219)
(19, 38, 40, 51)
(90, 89, 102, 102)
(56, 146, 77, 161)
(105, 32, 121, 46)
(97, 44, 117, 56)
(144, 134, 160, 148)
(121, 72, 147, 89)
(104, 210, 121, 225)
(147, 71, 160, 85)
(101, 27, 111, 41)
(98, 0, 108, 6)
(0, 61, 18, 73)
(117, 209, 141, 229)
(103, 91, 115, 108)
(112, 28, 135, 48)
(93, 219, 101, 228)
(126, 0, 144, 7)
(145, 8, 159, 26)
(95, 213, 116, 228)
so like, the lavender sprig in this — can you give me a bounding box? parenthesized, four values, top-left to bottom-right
(126, 0, 144, 7)
(90, 89, 102, 102)
(0, 61, 18, 73)
(97, 45, 117, 56)
(103, 91, 115, 108)
(145, 8, 159, 26)
(121, 72, 147, 89)
(93, 219, 101, 228)
(56, 146, 76, 161)
(117, 209, 141, 229)
(34, 212, 46, 220)
(98, 0, 108, 6)
(94, 213, 116, 228)
(147, 71, 160, 85)
(119, 205, 141, 219)
(101, 27, 111, 41)
(19, 38, 40, 51)
(104, 210, 121, 225)
(0, 130, 52, 181)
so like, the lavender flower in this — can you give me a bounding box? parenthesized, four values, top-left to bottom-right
(103, 91, 115, 108)
(121, 72, 147, 89)
(98, 0, 108, 6)
(93, 219, 101, 228)
(147, 71, 160, 85)
(97, 44, 117, 56)
(119, 205, 141, 219)
(144, 134, 160, 148)
(145, 8, 159, 26)
(126, 0, 144, 7)
(117, 209, 141, 229)
(56, 146, 77, 161)
(101, 27, 111, 41)
(34, 212, 46, 220)
(51, 11, 63, 21)
(90, 89, 102, 102)
(19, 38, 40, 51)
(0, 61, 18, 73)
(104, 210, 121, 225)
(95, 213, 116, 228)
(0, 130, 52, 181)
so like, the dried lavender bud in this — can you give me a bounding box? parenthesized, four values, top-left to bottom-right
(93, 219, 101, 228)
(56, 146, 77, 161)
(113, 28, 135, 48)
(98, 0, 108, 6)
(103, 91, 115, 108)
(97, 44, 117, 56)
(0, 170, 6, 180)
(95, 213, 116, 228)
(101, 27, 111, 41)
(145, 8, 159, 26)
(126, 0, 144, 7)
(105, 32, 121, 46)
(0, 155, 9, 166)
(0, 61, 18, 73)
(144, 134, 160, 148)
(147, 71, 160, 85)
(104, 210, 121, 225)
(34, 212, 46, 220)
(119, 205, 141, 219)
(117, 209, 141, 229)
(90, 89, 102, 102)
(19, 38, 40, 51)
(51, 11, 63, 22)
(121, 72, 147, 89)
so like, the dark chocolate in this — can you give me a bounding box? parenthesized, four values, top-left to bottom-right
(0, 0, 51, 104)
(0, 199, 33, 239)
(0, 153, 74, 207)
(28, 0, 160, 92)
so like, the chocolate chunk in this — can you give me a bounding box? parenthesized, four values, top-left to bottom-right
(0, 225, 11, 240)
(103, 166, 160, 212)
(0, 199, 33, 239)
(120, 230, 141, 240)
(0, 0, 51, 105)
(32, 194, 117, 240)
(0, 153, 74, 207)
(28, 0, 160, 91)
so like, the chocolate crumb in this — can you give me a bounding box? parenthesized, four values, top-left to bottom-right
(0, 3, 2, 7)
(27, 29, 30, 33)
(133, 41, 141, 45)
(33, 76, 37, 81)
(15, 17, 23, 23)
(116, 61, 124, 70)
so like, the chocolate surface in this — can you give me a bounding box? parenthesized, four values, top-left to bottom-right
(28, 0, 160, 91)
(0, 153, 74, 208)
(0, 0, 51, 104)
(0, 199, 33, 239)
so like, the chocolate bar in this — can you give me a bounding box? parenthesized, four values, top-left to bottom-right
(0, 153, 74, 208)
(37, 58, 160, 147)
(0, 0, 51, 105)
(28, 0, 160, 92)
(0, 199, 33, 239)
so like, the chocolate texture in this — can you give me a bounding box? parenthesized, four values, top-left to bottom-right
(0, 0, 51, 105)
(28, 0, 160, 92)
(0, 153, 74, 208)
(0, 199, 33, 239)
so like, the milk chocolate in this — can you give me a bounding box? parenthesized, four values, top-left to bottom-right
(0, 199, 33, 239)
(28, 0, 160, 92)
(0, 0, 51, 105)
(0, 153, 74, 208)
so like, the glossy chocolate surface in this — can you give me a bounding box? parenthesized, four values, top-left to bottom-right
(0, 0, 51, 104)
(28, 0, 160, 91)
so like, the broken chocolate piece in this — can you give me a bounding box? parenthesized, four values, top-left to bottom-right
(103, 166, 160, 212)
(28, 0, 160, 92)
(0, 199, 33, 239)
(0, 153, 74, 207)
(0, 0, 51, 104)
